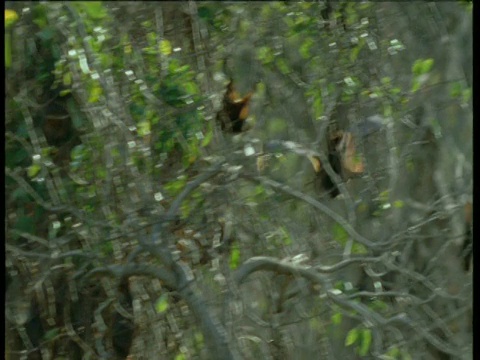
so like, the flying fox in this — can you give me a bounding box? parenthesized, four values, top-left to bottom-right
(216, 79, 254, 133)
(310, 116, 383, 198)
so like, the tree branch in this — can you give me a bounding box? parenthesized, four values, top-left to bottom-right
(241, 174, 390, 250)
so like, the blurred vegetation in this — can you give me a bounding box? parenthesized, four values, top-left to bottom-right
(5, 2, 471, 360)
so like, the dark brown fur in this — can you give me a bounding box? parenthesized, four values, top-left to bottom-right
(217, 80, 253, 133)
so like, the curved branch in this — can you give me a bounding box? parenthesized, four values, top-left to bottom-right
(233, 256, 385, 354)
(242, 175, 389, 250)
(166, 161, 224, 220)
(329, 290, 462, 357)
(87, 263, 177, 289)
(234, 256, 329, 287)
(234, 256, 462, 358)
(314, 255, 386, 273)
(87, 262, 241, 360)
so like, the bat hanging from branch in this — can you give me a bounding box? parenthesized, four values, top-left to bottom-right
(216, 79, 254, 134)
(309, 131, 363, 198)
(261, 115, 383, 198)
(309, 116, 383, 198)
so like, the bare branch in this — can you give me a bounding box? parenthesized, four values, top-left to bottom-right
(234, 256, 328, 287)
(86, 263, 177, 289)
(241, 174, 389, 250)
(166, 161, 225, 220)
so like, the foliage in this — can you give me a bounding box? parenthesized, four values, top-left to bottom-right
(5, 2, 472, 360)
(345, 326, 372, 357)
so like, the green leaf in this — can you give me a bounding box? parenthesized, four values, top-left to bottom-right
(351, 243, 367, 255)
(159, 39, 172, 56)
(155, 294, 169, 313)
(73, 2, 107, 20)
(146, 32, 157, 47)
(370, 299, 389, 312)
(201, 129, 213, 147)
(350, 45, 361, 63)
(386, 347, 401, 358)
(345, 328, 359, 346)
(257, 46, 274, 64)
(229, 246, 241, 269)
(412, 60, 422, 75)
(59, 89, 71, 97)
(137, 121, 151, 137)
(390, 87, 401, 95)
(267, 118, 287, 134)
(28, 164, 42, 178)
(393, 200, 404, 208)
(275, 58, 290, 75)
(5, 9, 19, 28)
(63, 72, 72, 86)
(183, 81, 199, 95)
(194, 331, 204, 345)
(33, 17, 48, 29)
(449, 82, 462, 98)
(412, 58, 434, 76)
(280, 227, 292, 245)
(378, 190, 390, 202)
(462, 88, 472, 103)
(141, 20, 153, 29)
(421, 58, 434, 73)
(88, 84, 102, 103)
(313, 96, 324, 119)
(383, 104, 392, 117)
(299, 38, 314, 59)
(165, 176, 188, 195)
(331, 312, 342, 325)
(43, 328, 60, 341)
(381, 77, 391, 85)
(332, 223, 348, 246)
(174, 354, 186, 360)
(359, 328, 372, 356)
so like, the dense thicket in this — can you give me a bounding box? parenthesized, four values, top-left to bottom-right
(5, 2, 472, 359)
